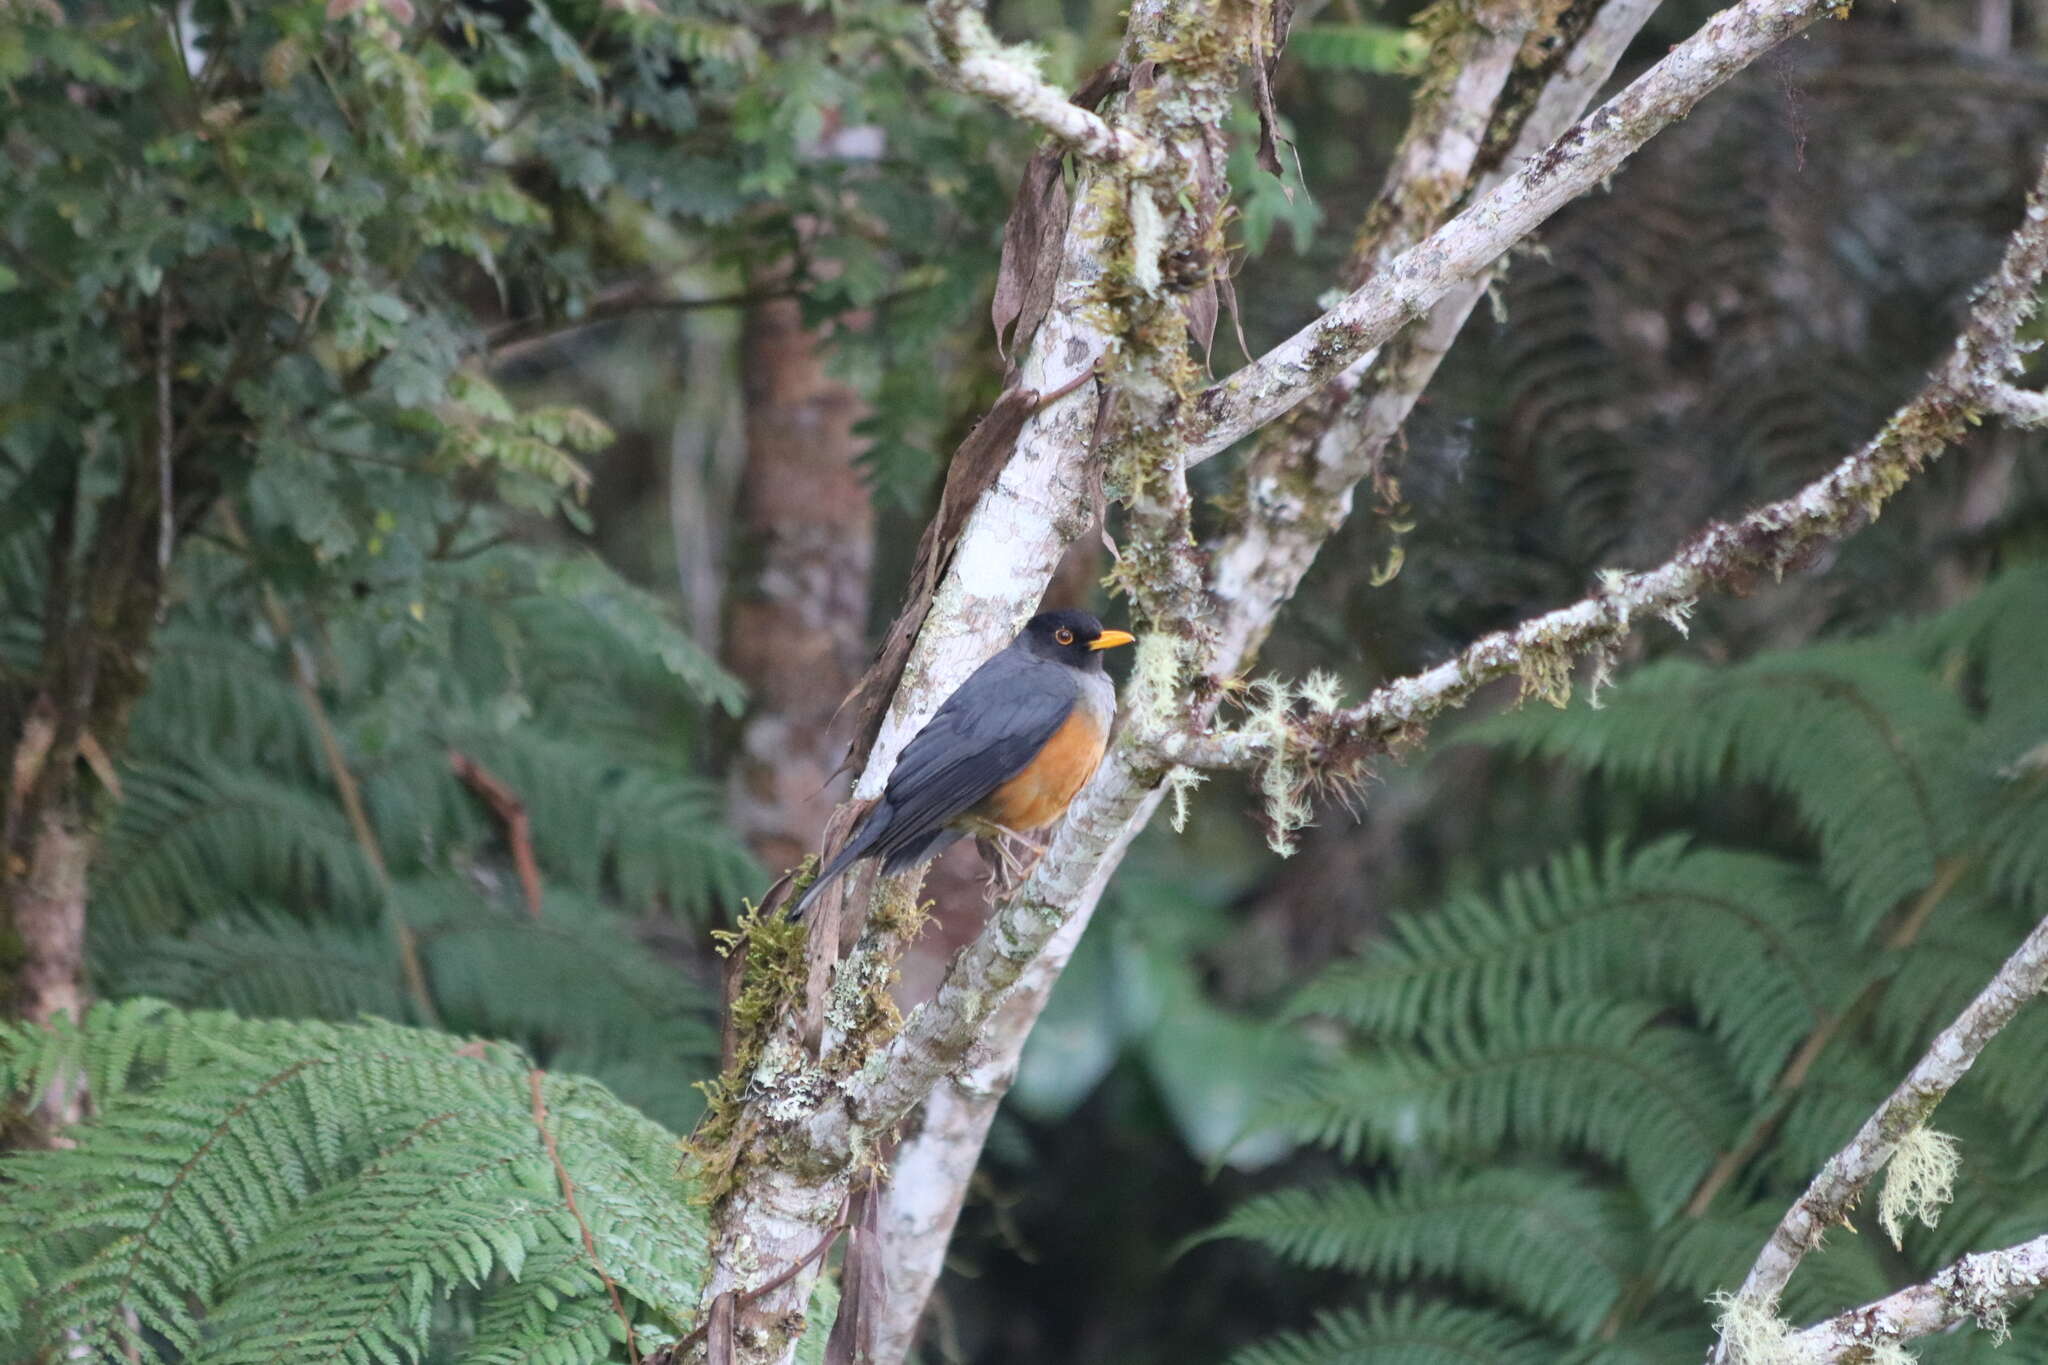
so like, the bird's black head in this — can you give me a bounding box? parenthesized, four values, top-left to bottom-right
(1017, 609, 1136, 670)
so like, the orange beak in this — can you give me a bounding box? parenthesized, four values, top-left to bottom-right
(1088, 629, 1136, 651)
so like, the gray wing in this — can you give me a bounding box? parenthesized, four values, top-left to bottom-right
(867, 650, 1077, 864)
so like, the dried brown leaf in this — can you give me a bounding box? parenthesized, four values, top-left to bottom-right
(990, 150, 1069, 362)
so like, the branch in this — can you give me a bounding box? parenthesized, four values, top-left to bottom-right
(1168, 145, 2048, 775)
(924, 0, 1156, 171)
(1713, 909, 2048, 1340)
(1181, 0, 1855, 467)
(448, 750, 544, 919)
(1781, 1233, 2048, 1360)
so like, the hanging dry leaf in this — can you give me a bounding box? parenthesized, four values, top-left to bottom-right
(1250, 0, 1299, 181)
(991, 149, 1070, 363)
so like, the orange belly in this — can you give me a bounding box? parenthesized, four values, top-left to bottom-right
(972, 709, 1109, 832)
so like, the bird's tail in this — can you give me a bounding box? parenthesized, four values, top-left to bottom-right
(791, 805, 890, 918)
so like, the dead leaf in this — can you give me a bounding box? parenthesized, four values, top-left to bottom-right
(706, 1293, 735, 1365)
(1182, 279, 1219, 370)
(1217, 265, 1253, 363)
(1250, 0, 1299, 181)
(823, 1189, 886, 1365)
(991, 150, 1069, 362)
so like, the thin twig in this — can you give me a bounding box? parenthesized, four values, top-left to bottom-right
(155, 292, 175, 619)
(484, 285, 796, 358)
(663, 1217, 850, 1361)
(529, 1070, 642, 1365)
(1715, 911, 2048, 1345)
(449, 750, 544, 919)
(1781, 1232, 2048, 1359)
(1164, 146, 2048, 775)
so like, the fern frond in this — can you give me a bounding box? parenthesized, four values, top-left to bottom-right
(0, 1003, 708, 1364)
(104, 884, 721, 1132)
(1205, 1169, 1644, 1340)
(1227, 1299, 1555, 1365)
(1266, 1000, 1743, 1221)
(128, 623, 324, 776)
(1289, 838, 1846, 1095)
(105, 911, 411, 1022)
(95, 758, 384, 935)
(1469, 649, 1978, 938)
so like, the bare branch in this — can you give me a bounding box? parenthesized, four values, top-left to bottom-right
(1166, 147, 2048, 775)
(1782, 1233, 2048, 1360)
(1182, 0, 1857, 467)
(1713, 908, 2048, 1342)
(1982, 380, 2048, 427)
(924, 0, 1156, 170)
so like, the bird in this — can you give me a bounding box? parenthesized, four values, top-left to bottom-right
(794, 608, 1135, 916)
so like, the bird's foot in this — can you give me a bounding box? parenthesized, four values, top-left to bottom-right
(976, 827, 1048, 902)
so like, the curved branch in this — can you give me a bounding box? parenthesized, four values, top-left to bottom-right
(1714, 909, 2048, 1343)
(1168, 147, 2048, 773)
(924, 0, 1157, 170)
(1782, 1233, 2048, 1360)
(1182, 0, 1856, 467)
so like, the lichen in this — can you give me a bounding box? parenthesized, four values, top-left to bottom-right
(1880, 1125, 1961, 1249)
(680, 891, 815, 1199)
(1707, 1291, 1802, 1365)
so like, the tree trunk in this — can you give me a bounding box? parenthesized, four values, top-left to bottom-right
(722, 291, 877, 877)
(3, 451, 182, 1138)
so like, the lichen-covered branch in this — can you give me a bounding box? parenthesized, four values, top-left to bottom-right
(1167, 148, 2048, 778)
(1712, 909, 2048, 1349)
(1781, 1233, 2048, 1360)
(925, 0, 1156, 170)
(1180, 0, 1857, 468)
(1208, 0, 1658, 673)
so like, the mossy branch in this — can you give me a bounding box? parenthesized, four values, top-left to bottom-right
(1163, 148, 2048, 785)
(1781, 1233, 2048, 1360)
(1711, 908, 2048, 1351)
(1180, 0, 1863, 467)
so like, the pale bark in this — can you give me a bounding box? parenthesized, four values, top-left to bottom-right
(861, 0, 1676, 1348)
(1164, 148, 2048, 777)
(1181, 0, 1855, 468)
(924, 0, 1157, 171)
(690, 0, 2046, 1359)
(1714, 906, 2048, 1351)
(1784, 1233, 2048, 1360)
(694, 3, 1248, 1357)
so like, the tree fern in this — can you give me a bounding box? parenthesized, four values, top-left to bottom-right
(1202, 1170, 1643, 1340)
(1223, 568, 2048, 1360)
(1226, 1299, 1554, 1365)
(1267, 999, 1743, 1222)
(0, 1001, 832, 1363)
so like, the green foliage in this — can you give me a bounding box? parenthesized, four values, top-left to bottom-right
(1217, 567, 2048, 1361)
(1285, 23, 1423, 75)
(0, 1000, 839, 1363)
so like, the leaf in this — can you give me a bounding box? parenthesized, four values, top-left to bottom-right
(990, 147, 1069, 362)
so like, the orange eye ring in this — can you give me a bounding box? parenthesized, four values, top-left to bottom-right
(1054, 627, 1075, 645)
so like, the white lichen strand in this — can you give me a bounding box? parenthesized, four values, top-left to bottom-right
(1128, 186, 1167, 297)
(1165, 764, 1205, 834)
(1708, 1291, 1803, 1365)
(1719, 908, 2048, 1360)
(1879, 1126, 1961, 1249)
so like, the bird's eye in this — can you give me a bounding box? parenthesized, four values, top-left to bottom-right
(1055, 627, 1074, 645)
